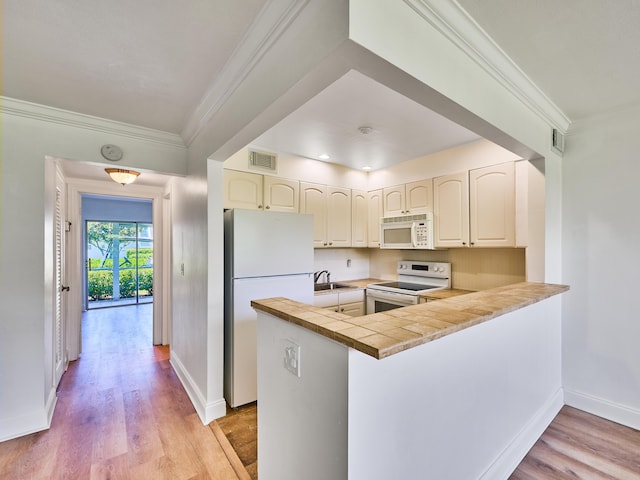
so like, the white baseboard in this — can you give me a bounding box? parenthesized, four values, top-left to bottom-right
(45, 387, 58, 426)
(0, 408, 50, 443)
(480, 387, 564, 480)
(564, 388, 640, 430)
(169, 352, 227, 425)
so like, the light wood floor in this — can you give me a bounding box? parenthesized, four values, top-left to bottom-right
(0, 304, 248, 480)
(2, 304, 639, 479)
(510, 405, 640, 479)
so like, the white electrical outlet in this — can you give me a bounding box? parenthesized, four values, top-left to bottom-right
(283, 339, 301, 377)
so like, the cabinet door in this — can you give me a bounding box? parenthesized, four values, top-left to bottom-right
(351, 190, 368, 247)
(339, 302, 365, 317)
(382, 185, 405, 216)
(223, 170, 263, 210)
(367, 189, 383, 247)
(300, 182, 327, 248)
(434, 171, 469, 248)
(470, 162, 515, 247)
(405, 178, 433, 214)
(264, 176, 299, 213)
(327, 187, 352, 247)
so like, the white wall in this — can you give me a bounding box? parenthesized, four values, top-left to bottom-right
(562, 104, 640, 428)
(0, 99, 186, 442)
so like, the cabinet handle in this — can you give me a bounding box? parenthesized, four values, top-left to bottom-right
(265, 205, 270, 209)
(323, 242, 328, 246)
(470, 242, 475, 246)
(462, 242, 466, 245)
(258, 204, 262, 209)
(340, 308, 344, 312)
(335, 308, 339, 312)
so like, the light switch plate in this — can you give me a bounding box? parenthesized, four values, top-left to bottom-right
(283, 339, 301, 377)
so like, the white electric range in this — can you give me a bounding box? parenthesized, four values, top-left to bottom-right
(366, 260, 451, 313)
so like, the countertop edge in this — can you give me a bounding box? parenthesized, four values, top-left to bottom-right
(252, 282, 569, 360)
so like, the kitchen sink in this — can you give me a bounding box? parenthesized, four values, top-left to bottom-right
(314, 282, 353, 292)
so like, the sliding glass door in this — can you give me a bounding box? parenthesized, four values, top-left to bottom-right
(86, 221, 153, 308)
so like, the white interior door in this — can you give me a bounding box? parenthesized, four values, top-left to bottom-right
(53, 168, 68, 386)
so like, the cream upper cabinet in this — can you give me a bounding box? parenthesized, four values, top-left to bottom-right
(327, 186, 352, 247)
(263, 176, 299, 212)
(300, 182, 328, 248)
(434, 171, 470, 248)
(224, 170, 263, 210)
(224, 170, 299, 212)
(300, 183, 352, 248)
(405, 179, 433, 214)
(434, 162, 515, 248)
(367, 189, 383, 247)
(351, 190, 368, 248)
(383, 179, 433, 216)
(469, 162, 515, 247)
(382, 185, 405, 216)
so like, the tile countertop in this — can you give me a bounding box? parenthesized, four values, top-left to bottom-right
(251, 282, 569, 360)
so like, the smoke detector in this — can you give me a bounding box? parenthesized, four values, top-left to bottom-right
(358, 126, 373, 135)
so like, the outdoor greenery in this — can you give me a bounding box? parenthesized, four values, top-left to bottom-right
(86, 221, 153, 302)
(87, 267, 153, 301)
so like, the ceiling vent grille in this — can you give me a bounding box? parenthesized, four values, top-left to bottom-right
(249, 149, 277, 172)
(551, 128, 565, 155)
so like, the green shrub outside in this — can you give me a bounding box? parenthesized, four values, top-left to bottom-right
(88, 249, 152, 270)
(88, 267, 153, 300)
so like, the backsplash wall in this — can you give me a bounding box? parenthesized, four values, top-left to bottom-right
(314, 247, 527, 289)
(313, 248, 370, 282)
(368, 248, 526, 290)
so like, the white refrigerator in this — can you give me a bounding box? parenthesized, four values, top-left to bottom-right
(224, 208, 314, 407)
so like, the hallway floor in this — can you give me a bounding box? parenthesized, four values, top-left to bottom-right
(0, 304, 248, 479)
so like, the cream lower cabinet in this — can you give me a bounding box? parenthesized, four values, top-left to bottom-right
(382, 179, 433, 216)
(223, 170, 299, 212)
(313, 290, 365, 317)
(434, 162, 515, 248)
(300, 182, 351, 248)
(367, 189, 383, 247)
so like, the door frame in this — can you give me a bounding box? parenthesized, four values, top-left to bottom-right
(66, 178, 166, 360)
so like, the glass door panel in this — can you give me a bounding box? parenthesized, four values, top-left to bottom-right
(86, 221, 153, 308)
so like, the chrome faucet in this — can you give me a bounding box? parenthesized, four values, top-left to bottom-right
(314, 270, 330, 284)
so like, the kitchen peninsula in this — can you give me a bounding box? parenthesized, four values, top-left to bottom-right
(252, 282, 568, 480)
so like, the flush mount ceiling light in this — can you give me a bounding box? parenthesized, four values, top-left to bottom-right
(105, 168, 140, 185)
(362, 166, 372, 171)
(318, 153, 331, 160)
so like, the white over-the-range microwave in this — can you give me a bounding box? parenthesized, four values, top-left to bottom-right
(379, 213, 434, 250)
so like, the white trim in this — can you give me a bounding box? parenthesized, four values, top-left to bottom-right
(170, 351, 227, 425)
(1, 96, 185, 147)
(181, 0, 311, 146)
(564, 388, 640, 430)
(403, 0, 571, 133)
(479, 388, 564, 479)
(45, 387, 58, 427)
(0, 408, 50, 443)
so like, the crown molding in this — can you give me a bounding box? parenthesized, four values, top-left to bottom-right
(403, 0, 571, 133)
(0, 96, 186, 148)
(181, 0, 311, 146)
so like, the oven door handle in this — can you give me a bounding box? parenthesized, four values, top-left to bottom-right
(367, 289, 415, 304)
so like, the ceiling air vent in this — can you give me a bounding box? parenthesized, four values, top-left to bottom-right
(551, 128, 565, 155)
(249, 149, 277, 172)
